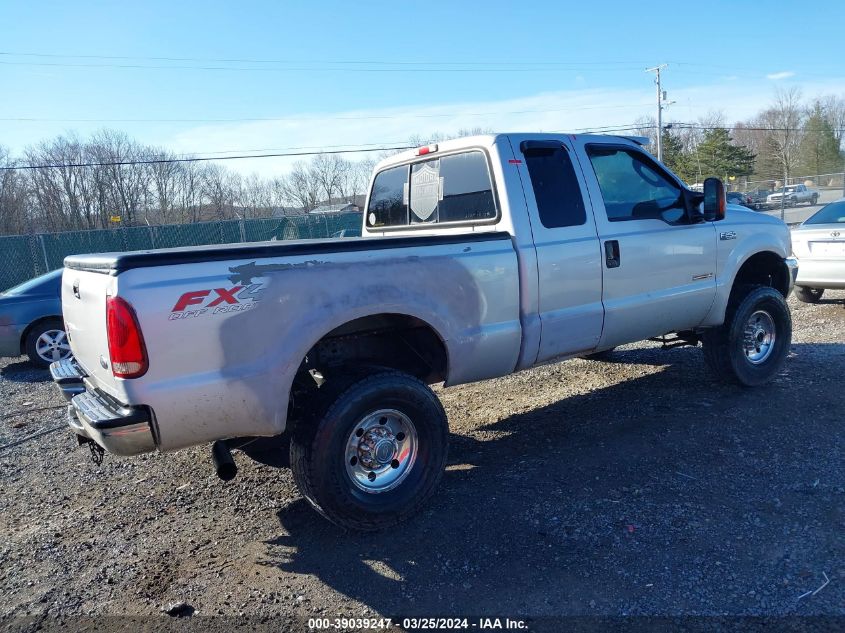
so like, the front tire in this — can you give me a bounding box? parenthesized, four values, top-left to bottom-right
(701, 286, 791, 387)
(290, 371, 448, 531)
(24, 319, 71, 368)
(795, 286, 824, 303)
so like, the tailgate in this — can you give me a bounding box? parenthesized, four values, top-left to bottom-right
(61, 268, 120, 397)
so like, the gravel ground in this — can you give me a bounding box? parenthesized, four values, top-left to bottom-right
(1, 292, 843, 630)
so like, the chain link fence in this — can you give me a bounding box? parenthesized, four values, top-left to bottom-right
(729, 172, 845, 193)
(0, 212, 362, 292)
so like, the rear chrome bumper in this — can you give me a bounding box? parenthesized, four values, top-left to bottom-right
(50, 359, 156, 456)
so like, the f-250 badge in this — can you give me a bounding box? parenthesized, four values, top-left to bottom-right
(168, 283, 265, 320)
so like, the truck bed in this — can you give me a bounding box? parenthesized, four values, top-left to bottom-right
(62, 232, 523, 451)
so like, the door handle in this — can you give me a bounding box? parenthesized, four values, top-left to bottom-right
(604, 240, 620, 268)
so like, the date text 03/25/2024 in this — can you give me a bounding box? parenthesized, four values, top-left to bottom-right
(307, 617, 528, 630)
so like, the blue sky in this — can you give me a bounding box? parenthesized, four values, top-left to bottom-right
(1, 0, 844, 175)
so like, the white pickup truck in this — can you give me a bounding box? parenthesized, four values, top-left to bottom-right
(51, 134, 798, 530)
(767, 184, 819, 207)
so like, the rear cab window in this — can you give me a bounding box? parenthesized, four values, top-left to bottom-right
(522, 144, 586, 228)
(366, 150, 497, 229)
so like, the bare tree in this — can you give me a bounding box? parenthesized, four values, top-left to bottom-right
(758, 88, 805, 182)
(202, 163, 238, 220)
(87, 130, 150, 226)
(239, 173, 274, 218)
(146, 150, 182, 225)
(631, 115, 658, 149)
(0, 146, 29, 235)
(310, 154, 345, 205)
(350, 158, 375, 203)
(818, 94, 845, 149)
(280, 161, 321, 212)
(23, 134, 101, 231)
(176, 160, 203, 223)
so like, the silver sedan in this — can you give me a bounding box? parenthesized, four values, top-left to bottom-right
(791, 198, 845, 303)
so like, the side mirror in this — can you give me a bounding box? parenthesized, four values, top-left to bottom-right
(703, 177, 726, 221)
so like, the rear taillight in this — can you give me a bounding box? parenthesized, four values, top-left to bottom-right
(106, 296, 148, 378)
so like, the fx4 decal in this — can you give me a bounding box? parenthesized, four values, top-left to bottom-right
(169, 283, 266, 320)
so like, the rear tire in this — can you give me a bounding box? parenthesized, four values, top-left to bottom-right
(810, 194, 818, 205)
(24, 318, 71, 368)
(701, 286, 791, 387)
(289, 371, 448, 531)
(795, 286, 824, 303)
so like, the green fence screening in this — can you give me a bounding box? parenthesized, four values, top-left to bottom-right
(0, 213, 362, 292)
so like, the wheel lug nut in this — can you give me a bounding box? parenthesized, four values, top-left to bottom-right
(391, 459, 400, 469)
(367, 472, 376, 482)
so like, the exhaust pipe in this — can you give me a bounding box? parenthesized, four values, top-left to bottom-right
(211, 440, 237, 481)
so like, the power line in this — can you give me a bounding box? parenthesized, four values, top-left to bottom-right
(167, 124, 661, 158)
(671, 123, 845, 133)
(0, 145, 415, 171)
(5, 121, 839, 172)
(3, 52, 839, 78)
(0, 59, 648, 73)
(0, 102, 655, 124)
(0, 123, 656, 170)
(0, 50, 648, 67)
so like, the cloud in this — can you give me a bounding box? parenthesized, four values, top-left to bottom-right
(168, 87, 656, 177)
(766, 71, 796, 80)
(163, 76, 845, 177)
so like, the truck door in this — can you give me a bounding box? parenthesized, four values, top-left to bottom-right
(518, 139, 604, 363)
(574, 141, 717, 349)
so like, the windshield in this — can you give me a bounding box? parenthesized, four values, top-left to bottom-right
(3, 269, 62, 296)
(804, 200, 845, 225)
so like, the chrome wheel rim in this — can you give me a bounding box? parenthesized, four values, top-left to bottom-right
(345, 409, 418, 494)
(36, 329, 71, 363)
(742, 310, 776, 365)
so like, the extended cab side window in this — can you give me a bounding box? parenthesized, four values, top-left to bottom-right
(523, 145, 586, 228)
(587, 146, 686, 223)
(367, 151, 496, 228)
(367, 164, 409, 227)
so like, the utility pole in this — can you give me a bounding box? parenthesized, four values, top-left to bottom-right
(781, 168, 787, 222)
(646, 64, 668, 161)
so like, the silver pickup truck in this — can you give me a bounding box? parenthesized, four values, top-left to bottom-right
(52, 134, 798, 530)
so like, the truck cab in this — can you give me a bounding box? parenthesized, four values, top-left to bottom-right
(364, 134, 795, 367)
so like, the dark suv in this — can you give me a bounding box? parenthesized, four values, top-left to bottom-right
(746, 189, 772, 210)
(727, 192, 753, 208)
